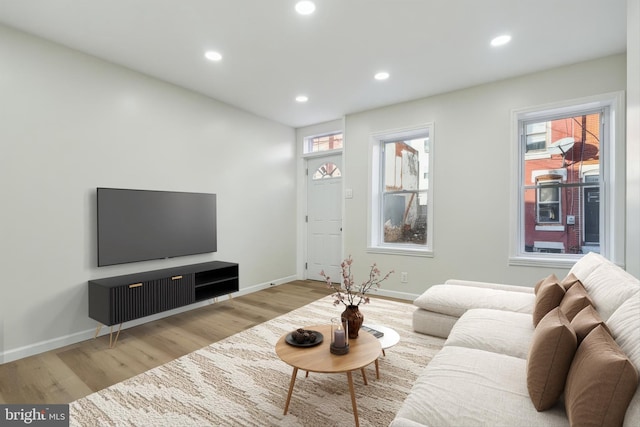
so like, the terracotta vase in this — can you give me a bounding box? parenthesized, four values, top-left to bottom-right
(341, 305, 364, 339)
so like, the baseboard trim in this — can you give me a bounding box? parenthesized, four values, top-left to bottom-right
(0, 275, 298, 364)
(375, 289, 418, 301)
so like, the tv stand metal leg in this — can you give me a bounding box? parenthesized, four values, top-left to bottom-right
(109, 323, 123, 348)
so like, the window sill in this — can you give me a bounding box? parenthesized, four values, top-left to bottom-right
(509, 254, 581, 269)
(367, 245, 433, 258)
(525, 152, 552, 160)
(535, 225, 565, 231)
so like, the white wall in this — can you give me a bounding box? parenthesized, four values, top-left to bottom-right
(342, 54, 628, 298)
(0, 24, 297, 362)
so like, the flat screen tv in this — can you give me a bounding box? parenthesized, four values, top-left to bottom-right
(97, 188, 217, 267)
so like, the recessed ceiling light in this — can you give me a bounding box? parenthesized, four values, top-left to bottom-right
(296, 95, 309, 103)
(490, 35, 511, 47)
(295, 1, 316, 15)
(204, 51, 222, 61)
(374, 71, 390, 81)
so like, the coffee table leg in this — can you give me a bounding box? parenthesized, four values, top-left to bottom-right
(360, 368, 368, 385)
(284, 367, 298, 415)
(346, 371, 360, 427)
(375, 359, 380, 379)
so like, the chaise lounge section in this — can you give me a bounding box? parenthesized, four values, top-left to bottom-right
(392, 252, 640, 427)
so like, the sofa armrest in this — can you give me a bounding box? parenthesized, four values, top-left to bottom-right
(444, 279, 534, 294)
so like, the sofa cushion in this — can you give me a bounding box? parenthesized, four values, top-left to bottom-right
(412, 308, 459, 338)
(393, 346, 570, 427)
(444, 279, 534, 294)
(565, 325, 639, 427)
(445, 309, 533, 359)
(413, 284, 534, 318)
(527, 308, 577, 411)
(580, 257, 640, 320)
(607, 292, 640, 373)
(559, 282, 593, 321)
(571, 305, 609, 343)
(533, 278, 565, 326)
(388, 417, 426, 427)
(568, 251, 607, 281)
(606, 293, 640, 427)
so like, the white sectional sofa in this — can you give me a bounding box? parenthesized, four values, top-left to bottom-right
(391, 253, 640, 427)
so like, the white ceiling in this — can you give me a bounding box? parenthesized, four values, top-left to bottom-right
(0, 0, 627, 128)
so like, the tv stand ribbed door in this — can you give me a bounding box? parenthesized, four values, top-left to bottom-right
(88, 261, 238, 347)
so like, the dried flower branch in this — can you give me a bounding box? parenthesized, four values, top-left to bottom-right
(320, 255, 394, 307)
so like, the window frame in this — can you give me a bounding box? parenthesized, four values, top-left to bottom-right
(509, 92, 625, 267)
(368, 123, 434, 257)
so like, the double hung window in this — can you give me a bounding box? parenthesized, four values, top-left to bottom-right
(537, 180, 561, 224)
(511, 92, 624, 266)
(369, 124, 434, 256)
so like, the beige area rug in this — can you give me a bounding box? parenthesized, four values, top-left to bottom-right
(70, 296, 445, 426)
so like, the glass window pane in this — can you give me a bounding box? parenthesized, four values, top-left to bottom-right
(525, 122, 548, 151)
(312, 162, 341, 180)
(384, 137, 428, 192)
(538, 204, 560, 222)
(521, 111, 602, 255)
(382, 192, 427, 244)
(539, 186, 559, 202)
(307, 133, 343, 153)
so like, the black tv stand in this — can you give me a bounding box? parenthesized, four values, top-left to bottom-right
(88, 261, 239, 347)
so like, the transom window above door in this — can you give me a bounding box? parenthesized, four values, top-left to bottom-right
(304, 132, 343, 154)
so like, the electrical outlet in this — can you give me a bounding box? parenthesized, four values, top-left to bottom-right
(400, 272, 408, 283)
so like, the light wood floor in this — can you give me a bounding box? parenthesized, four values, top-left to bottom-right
(0, 280, 404, 404)
(0, 280, 344, 404)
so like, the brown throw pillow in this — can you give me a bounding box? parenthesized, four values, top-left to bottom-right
(533, 277, 565, 326)
(534, 273, 558, 295)
(560, 272, 581, 291)
(571, 305, 610, 343)
(527, 307, 578, 411)
(559, 282, 593, 321)
(565, 325, 639, 427)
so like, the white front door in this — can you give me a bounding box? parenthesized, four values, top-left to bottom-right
(307, 154, 343, 283)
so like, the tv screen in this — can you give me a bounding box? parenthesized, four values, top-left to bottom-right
(97, 188, 217, 267)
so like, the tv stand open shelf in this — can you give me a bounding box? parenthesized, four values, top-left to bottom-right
(88, 261, 238, 347)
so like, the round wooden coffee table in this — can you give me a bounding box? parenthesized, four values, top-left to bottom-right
(275, 324, 381, 427)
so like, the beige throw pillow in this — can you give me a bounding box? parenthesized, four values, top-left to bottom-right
(527, 307, 578, 411)
(565, 325, 639, 427)
(559, 282, 593, 321)
(534, 273, 558, 295)
(533, 277, 565, 326)
(560, 272, 581, 291)
(570, 305, 610, 343)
